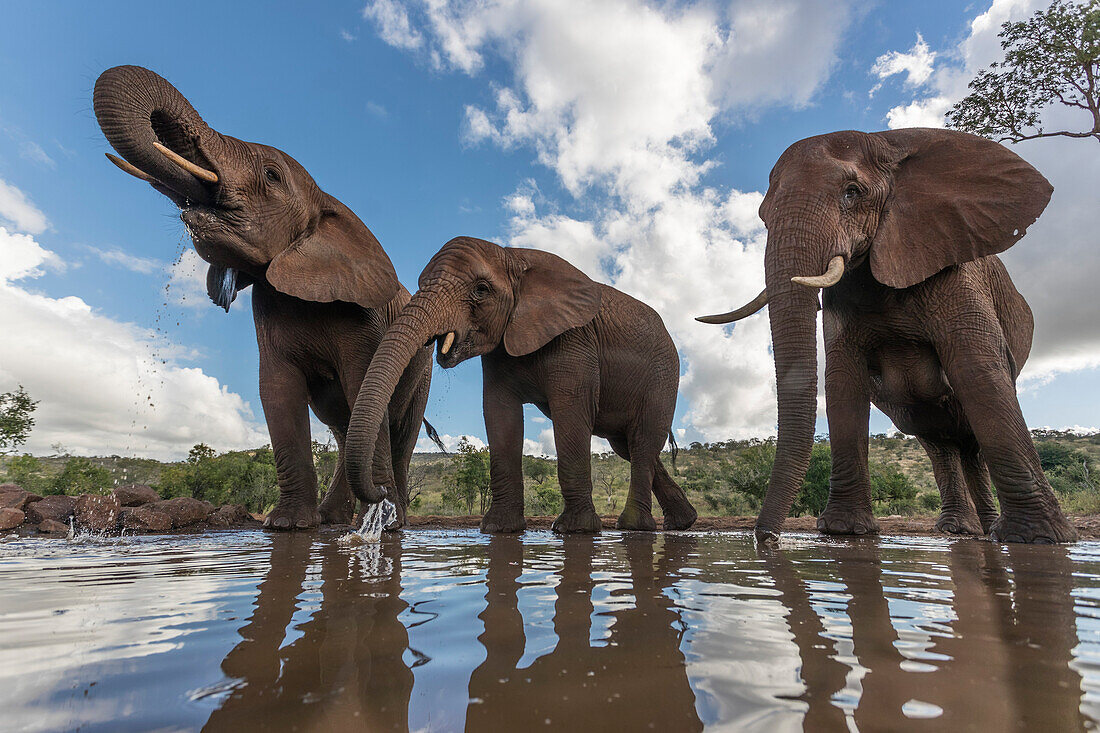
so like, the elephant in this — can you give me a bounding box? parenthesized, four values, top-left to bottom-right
(698, 127, 1076, 544)
(345, 236, 698, 533)
(93, 65, 439, 530)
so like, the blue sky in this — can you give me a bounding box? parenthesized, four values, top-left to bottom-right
(1, 0, 1097, 459)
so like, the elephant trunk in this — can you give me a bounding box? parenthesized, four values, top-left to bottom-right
(346, 286, 455, 502)
(93, 65, 223, 204)
(755, 229, 823, 541)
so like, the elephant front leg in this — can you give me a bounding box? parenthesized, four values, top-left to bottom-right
(817, 338, 879, 536)
(318, 429, 356, 525)
(481, 382, 526, 534)
(260, 360, 321, 530)
(918, 437, 984, 535)
(549, 403, 601, 535)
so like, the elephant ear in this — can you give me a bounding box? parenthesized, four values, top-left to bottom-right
(503, 248, 602, 357)
(869, 128, 1053, 289)
(206, 264, 254, 312)
(266, 195, 400, 308)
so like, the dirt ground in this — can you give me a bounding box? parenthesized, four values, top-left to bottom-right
(404, 513, 1100, 539)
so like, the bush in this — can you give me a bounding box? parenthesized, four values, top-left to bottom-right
(52, 457, 111, 496)
(6, 453, 50, 494)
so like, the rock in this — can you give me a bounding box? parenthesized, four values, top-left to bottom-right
(0, 507, 24, 531)
(112, 484, 160, 507)
(150, 497, 215, 528)
(208, 504, 252, 527)
(0, 485, 40, 510)
(26, 495, 76, 524)
(75, 494, 121, 532)
(38, 518, 69, 534)
(121, 506, 173, 532)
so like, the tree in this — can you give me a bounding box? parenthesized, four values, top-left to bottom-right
(0, 386, 38, 454)
(523, 456, 554, 486)
(948, 0, 1100, 144)
(52, 457, 111, 496)
(441, 438, 491, 514)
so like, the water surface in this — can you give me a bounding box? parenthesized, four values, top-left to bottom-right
(1, 530, 1097, 731)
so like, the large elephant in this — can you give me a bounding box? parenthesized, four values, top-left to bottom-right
(93, 65, 438, 530)
(698, 128, 1075, 544)
(345, 236, 697, 533)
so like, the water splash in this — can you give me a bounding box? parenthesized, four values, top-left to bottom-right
(337, 499, 397, 546)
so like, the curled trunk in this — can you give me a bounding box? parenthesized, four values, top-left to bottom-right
(93, 65, 221, 204)
(346, 288, 453, 502)
(755, 233, 822, 541)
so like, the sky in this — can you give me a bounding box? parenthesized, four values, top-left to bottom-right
(1, 0, 1098, 461)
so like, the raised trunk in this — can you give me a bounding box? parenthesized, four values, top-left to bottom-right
(93, 65, 222, 204)
(346, 287, 453, 502)
(755, 231, 823, 541)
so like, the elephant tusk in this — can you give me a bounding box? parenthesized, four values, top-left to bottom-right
(152, 141, 219, 183)
(105, 153, 156, 184)
(440, 332, 455, 355)
(792, 256, 845, 289)
(696, 288, 768, 324)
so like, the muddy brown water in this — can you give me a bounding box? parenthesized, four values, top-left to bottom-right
(1, 530, 1098, 732)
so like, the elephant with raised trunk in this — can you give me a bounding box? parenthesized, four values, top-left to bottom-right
(346, 237, 697, 534)
(699, 128, 1075, 544)
(93, 65, 439, 530)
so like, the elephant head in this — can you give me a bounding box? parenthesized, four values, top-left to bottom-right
(93, 65, 399, 311)
(345, 236, 601, 501)
(697, 128, 1052, 541)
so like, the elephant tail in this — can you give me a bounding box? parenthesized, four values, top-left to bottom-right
(422, 418, 447, 453)
(666, 431, 678, 474)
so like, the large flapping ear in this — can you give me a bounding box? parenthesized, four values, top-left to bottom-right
(503, 247, 602, 357)
(869, 128, 1053, 289)
(266, 195, 400, 308)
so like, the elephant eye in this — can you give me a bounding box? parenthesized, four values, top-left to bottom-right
(472, 281, 492, 299)
(264, 166, 282, 184)
(842, 183, 862, 203)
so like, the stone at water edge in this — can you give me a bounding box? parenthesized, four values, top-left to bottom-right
(37, 519, 69, 534)
(208, 504, 253, 527)
(150, 497, 215, 528)
(113, 484, 160, 507)
(0, 486, 42, 510)
(75, 494, 122, 532)
(0, 508, 24, 531)
(121, 506, 173, 532)
(25, 495, 76, 524)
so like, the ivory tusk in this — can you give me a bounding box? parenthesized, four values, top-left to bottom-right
(791, 255, 845, 289)
(152, 141, 218, 183)
(441, 332, 455, 354)
(105, 153, 156, 184)
(696, 288, 768, 324)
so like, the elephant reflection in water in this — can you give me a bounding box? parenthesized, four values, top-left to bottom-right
(466, 535, 703, 731)
(766, 541, 1088, 731)
(203, 535, 413, 731)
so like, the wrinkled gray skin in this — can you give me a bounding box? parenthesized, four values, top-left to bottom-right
(345, 237, 697, 533)
(93, 65, 435, 530)
(699, 128, 1076, 544)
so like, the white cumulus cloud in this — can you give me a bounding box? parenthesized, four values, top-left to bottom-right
(869, 32, 936, 96)
(0, 177, 49, 235)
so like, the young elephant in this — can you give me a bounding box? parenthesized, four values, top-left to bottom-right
(346, 237, 697, 533)
(94, 65, 438, 530)
(698, 128, 1075, 544)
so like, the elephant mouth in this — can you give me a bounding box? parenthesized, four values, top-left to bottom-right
(430, 330, 469, 369)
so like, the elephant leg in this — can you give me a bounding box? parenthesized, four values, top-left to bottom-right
(481, 379, 526, 534)
(389, 366, 432, 517)
(653, 459, 697, 530)
(319, 429, 356, 525)
(918, 437, 983, 535)
(817, 330, 878, 536)
(548, 402, 600, 535)
(260, 358, 320, 530)
(616, 432, 658, 532)
(932, 309, 1075, 543)
(960, 443, 998, 534)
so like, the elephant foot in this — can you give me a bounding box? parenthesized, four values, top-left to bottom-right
(263, 502, 320, 531)
(817, 506, 879, 536)
(480, 505, 526, 534)
(552, 503, 602, 534)
(989, 510, 1077, 544)
(616, 503, 656, 531)
(661, 502, 698, 531)
(978, 512, 999, 535)
(318, 499, 355, 526)
(934, 509, 984, 536)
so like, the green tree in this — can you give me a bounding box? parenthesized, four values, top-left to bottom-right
(0, 386, 38, 454)
(6, 453, 49, 494)
(948, 0, 1100, 144)
(52, 457, 111, 496)
(441, 438, 491, 514)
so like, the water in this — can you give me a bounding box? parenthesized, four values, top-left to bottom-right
(1, 530, 1098, 732)
(338, 499, 398, 546)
